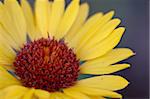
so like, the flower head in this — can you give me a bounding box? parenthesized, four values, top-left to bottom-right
(0, 0, 134, 99)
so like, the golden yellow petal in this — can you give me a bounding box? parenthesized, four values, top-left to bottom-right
(55, 0, 79, 39)
(21, 0, 41, 40)
(0, 36, 16, 65)
(48, 0, 65, 37)
(63, 88, 90, 99)
(76, 18, 121, 52)
(0, 2, 21, 49)
(0, 23, 19, 49)
(68, 12, 103, 49)
(22, 88, 35, 99)
(68, 11, 114, 50)
(34, 89, 50, 99)
(65, 3, 89, 42)
(89, 95, 106, 99)
(77, 75, 129, 91)
(80, 64, 130, 75)
(77, 27, 125, 60)
(35, 0, 49, 38)
(0, 2, 21, 48)
(0, 66, 20, 89)
(0, 47, 15, 65)
(3, 0, 26, 47)
(0, 64, 14, 72)
(0, 85, 28, 99)
(81, 48, 134, 68)
(49, 92, 71, 99)
(71, 85, 122, 98)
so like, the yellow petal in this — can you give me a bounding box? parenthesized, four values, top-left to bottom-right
(48, 0, 65, 37)
(57, 93, 71, 99)
(81, 48, 134, 68)
(76, 18, 121, 52)
(0, 43, 15, 59)
(50, 92, 71, 99)
(22, 88, 35, 99)
(0, 2, 20, 48)
(3, 0, 26, 47)
(68, 12, 103, 49)
(34, 89, 50, 99)
(0, 23, 19, 49)
(49, 93, 56, 99)
(89, 96, 105, 99)
(0, 26, 16, 64)
(77, 27, 125, 60)
(0, 66, 20, 89)
(65, 3, 89, 42)
(21, 0, 40, 40)
(0, 65, 14, 72)
(77, 75, 129, 91)
(63, 88, 90, 99)
(68, 11, 114, 49)
(35, 0, 49, 38)
(0, 66, 6, 71)
(0, 37, 16, 65)
(55, 0, 79, 39)
(0, 48, 15, 65)
(0, 58, 13, 66)
(69, 86, 122, 98)
(0, 85, 28, 99)
(80, 64, 130, 75)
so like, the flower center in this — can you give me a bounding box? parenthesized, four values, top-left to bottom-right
(13, 38, 80, 92)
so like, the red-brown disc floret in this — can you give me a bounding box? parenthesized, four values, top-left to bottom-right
(13, 38, 80, 92)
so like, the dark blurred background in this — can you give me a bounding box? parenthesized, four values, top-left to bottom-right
(2, 0, 148, 98)
(81, 0, 149, 99)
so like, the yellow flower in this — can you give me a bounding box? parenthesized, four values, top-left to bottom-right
(0, 0, 135, 99)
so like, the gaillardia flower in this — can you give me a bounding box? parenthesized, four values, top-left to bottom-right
(0, 0, 134, 99)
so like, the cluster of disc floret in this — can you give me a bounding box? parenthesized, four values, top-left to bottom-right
(13, 38, 80, 92)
